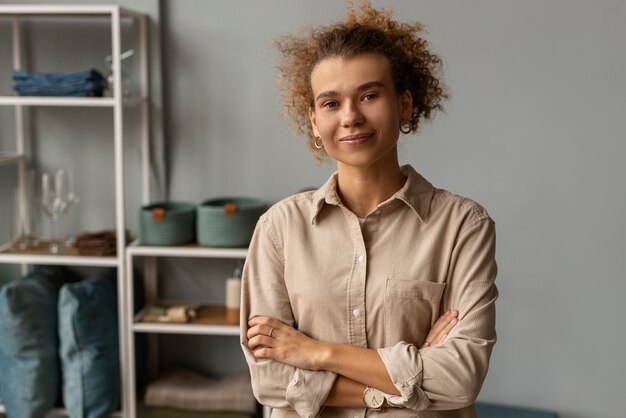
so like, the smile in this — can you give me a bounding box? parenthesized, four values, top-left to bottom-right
(338, 133, 374, 145)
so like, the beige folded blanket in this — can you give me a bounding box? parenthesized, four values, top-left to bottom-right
(144, 408, 253, 418)
(144, 368, 256, 414)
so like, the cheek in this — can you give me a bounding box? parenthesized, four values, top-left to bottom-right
(315, 117, 335, 137)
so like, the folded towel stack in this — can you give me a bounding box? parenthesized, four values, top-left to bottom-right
(144, 368, 257, 416)
(74, 230, 131, 256)
(12, 69, 107, 97)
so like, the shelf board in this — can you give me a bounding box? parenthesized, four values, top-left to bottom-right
(0, 4, 142, 18)
(0, 243, 120, 267)
(133, 322, 240, 336)
(0, 96, 114, 107)
(0, 96, 146, 107)
(127, 240, 248, 259)
(134, 304, 240, 336)
(0, 404, 121, 417)
(0, 151, 23, 165)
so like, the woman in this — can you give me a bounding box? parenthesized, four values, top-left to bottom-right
(241, 3, 497, 417)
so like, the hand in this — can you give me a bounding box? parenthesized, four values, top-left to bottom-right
(420, 309, 458, 349)
(247, 316, 325, 371)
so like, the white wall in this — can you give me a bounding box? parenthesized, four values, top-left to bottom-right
(1, 1, 624, 417)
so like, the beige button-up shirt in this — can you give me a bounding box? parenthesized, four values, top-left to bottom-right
(241, 165, 498, 418)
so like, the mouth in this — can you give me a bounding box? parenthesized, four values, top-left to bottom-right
(338, 132, 374, 145)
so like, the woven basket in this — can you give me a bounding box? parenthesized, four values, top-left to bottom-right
(197, 197, 266, 247)
(139, 202, 196, 246)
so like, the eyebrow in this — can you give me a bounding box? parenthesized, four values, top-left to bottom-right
(315, 81, 386, 102)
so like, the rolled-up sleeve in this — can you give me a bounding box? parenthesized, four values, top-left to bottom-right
(240, 213, 337, 417)
(377, 216, 498, 411)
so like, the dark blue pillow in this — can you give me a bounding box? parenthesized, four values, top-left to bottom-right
(0, 266, 65, 418)
(58, 269, 120, 418)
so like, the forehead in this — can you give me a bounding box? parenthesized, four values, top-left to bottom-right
(310, 53, 393, 94)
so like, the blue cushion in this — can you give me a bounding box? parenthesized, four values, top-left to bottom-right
(476, 401, 559, 418)
(0, 266, 65, 418)
(58, 269, 120, 418)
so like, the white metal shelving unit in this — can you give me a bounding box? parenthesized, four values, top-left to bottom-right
(0, 5, 149, 418)
(124, 241, 268, 417)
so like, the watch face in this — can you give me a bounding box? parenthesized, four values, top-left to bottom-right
(364, 387, 385, 408)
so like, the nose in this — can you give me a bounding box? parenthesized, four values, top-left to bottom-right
(341, 101, 364, 127)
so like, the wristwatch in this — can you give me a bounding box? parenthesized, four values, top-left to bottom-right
(363, 386, 385, 410)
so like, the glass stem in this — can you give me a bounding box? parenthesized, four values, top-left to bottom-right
(50, 215, 59, 254)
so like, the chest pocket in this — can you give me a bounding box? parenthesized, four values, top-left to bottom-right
(384, 279, 445, 347)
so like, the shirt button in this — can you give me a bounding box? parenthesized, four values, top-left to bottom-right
(352, 309, 360, 317)
(358, 255, 364, 262)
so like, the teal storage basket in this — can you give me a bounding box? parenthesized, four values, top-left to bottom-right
(197, 197, 266, 247)
(140, 202, 196, 246)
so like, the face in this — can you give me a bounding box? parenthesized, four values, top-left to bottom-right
(309, 53, 412, 170)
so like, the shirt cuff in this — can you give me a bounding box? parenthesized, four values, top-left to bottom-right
(286, 368, 337, 418)
(377, 342, 431, 410)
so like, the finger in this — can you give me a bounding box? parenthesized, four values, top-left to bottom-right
(429, 313, 459, 345)
(247, 334, 274, 351)
(246, 324, 276, 340)
(435, 309, 458, 332)
(424, 310, 458, 346)
(252, 347, 274, 360)
(248, 316, 284, 329)
(439, 316, 458, 338)
(430, 318, 457, 345)
(428, 310, 454, 336)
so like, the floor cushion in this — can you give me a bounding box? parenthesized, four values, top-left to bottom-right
(0, 266, 65, 418)
(58, 268, 120, 418)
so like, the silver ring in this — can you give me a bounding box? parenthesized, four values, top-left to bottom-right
(268, 327, 275, 337)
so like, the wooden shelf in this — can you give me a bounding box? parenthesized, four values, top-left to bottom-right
(133, 304, 240, 336)
(0, 151, 23, 165)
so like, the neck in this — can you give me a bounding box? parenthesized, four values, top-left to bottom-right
(336, 157, 406, 219)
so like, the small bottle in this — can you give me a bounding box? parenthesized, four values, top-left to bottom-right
(225, 261, 243, 324)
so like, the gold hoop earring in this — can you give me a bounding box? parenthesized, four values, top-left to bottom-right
(400, 120, 411, 135)
(314, 135, 324, 149)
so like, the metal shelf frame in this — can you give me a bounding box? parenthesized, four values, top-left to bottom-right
(124, 241, 248, 418)
(0, 96, 147, 107)
(0, 5, 150, 418)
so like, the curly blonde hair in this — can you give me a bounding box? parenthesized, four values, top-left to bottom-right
(274, 1, 448, 162)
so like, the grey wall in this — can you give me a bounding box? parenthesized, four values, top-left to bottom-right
(163, 1, 626, 417)
(1, 1, 625, 417)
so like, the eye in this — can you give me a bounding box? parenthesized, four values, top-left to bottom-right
(362, 93, 378, 102)
(321, 100, 338, 109)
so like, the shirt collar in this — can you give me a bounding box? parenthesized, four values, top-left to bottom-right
(310, 164, 434, 224)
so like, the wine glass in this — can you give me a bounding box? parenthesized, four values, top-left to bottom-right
(11, 170, 41, 253)
(60, 167, 80, 249)
(41, 169, 66, 254)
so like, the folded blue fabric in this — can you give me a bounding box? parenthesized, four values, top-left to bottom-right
(58, 269, 120, 418)
(12, 69, 107, 97)
(0, 266, 66, 418)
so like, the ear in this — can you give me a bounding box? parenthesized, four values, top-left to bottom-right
(309, 107, 319, 136)
(399, 90, 413, 121)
